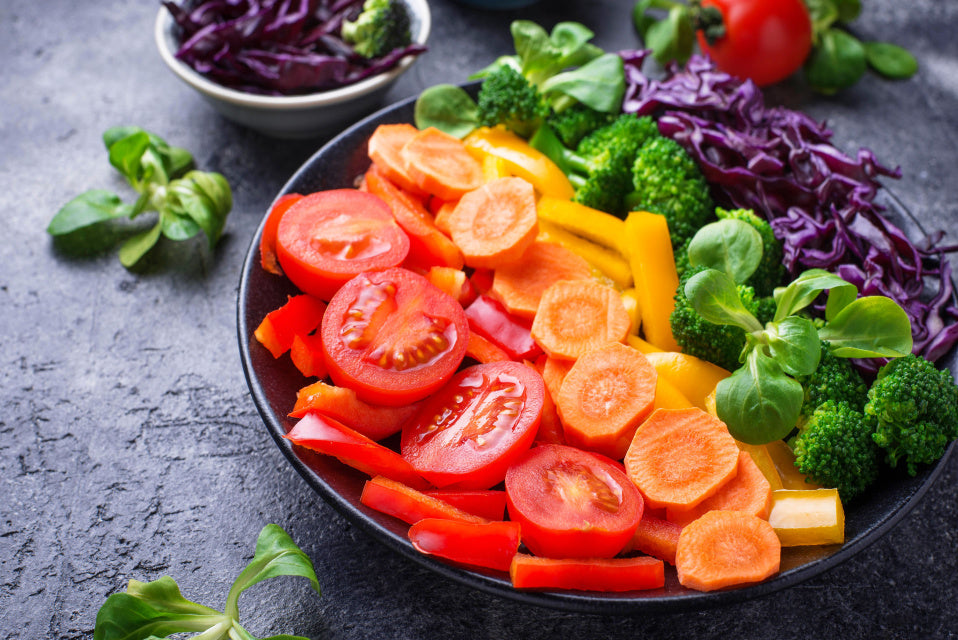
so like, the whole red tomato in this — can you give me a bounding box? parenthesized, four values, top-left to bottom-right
(697, 0, 813, 87)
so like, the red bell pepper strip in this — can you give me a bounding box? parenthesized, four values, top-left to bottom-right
(464, 294, 543, 361)
(422, 489, 508, 521)
(509, 554, 665, 592)
(289, 333, 329, 379)
(285, 412, 429, 490)
(253, 294, 326, 359)
(360, 476, 487, 525)
(408, 518, 521, 572)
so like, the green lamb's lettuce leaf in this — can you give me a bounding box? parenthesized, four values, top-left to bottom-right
(48, 127, 231, 269)
(93, 525, 319, 640)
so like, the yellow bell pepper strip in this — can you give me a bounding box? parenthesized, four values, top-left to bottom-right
(652, 375, 694, 411)
(627, 334, 664, 354)
(537, 220, 633, 289)
(624, 211, 681, 351)
(621, 287, 642, 336)
(480, 153, 509, 182)
(463, 126, 575, 200)
(537, 197, 630, 257)
(765, 439, 823, 491)
(735, 441, 786, 492)
(768, 489, 845, 546)
(641, 351, 731, 411)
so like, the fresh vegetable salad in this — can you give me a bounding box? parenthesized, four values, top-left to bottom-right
(251, 20, 958, 595)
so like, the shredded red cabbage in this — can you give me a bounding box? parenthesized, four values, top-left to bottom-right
(163, 0, 426, 95)
(620, 50, 958, 367)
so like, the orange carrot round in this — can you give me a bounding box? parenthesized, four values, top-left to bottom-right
(666, 450, 773, 526)
(447, 176, 539, 269)
(675, 510, 781, 592)
(624, 407, 740, 510)
(556, 342, 658, 460)
(400, 127, 484, 201)
(366, 123, 430, 197)
(491, 240, 593, 319)
(530, 280, 631, 360)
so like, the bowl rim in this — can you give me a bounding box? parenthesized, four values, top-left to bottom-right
(154, 0, 431, 110)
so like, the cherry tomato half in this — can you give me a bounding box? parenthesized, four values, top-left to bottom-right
(321, 267, 469, 407)
(697, 0, 812, 87)
(401, 361, 545, 490)
(505, 444, 644, 559)
(276, 189, 410, 300)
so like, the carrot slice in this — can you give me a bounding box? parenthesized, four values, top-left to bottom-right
(675, 510, 781, 592)
(366, 123, 430, 197)
(400, 127, 484, 201)
(432, 199, 456, 236)
(447, 176, 539, 269)
(556, 342, 658, 460)
(491, 240, 593, 319)
(510, 554, 665, 592)
(289, 380, 420, 441)
(666, 451, 773, 526)
(530, 280, 631, 360)
(541, 356, 574, 405)
(624, 407, 740, 511)
(259, 193, 303, 276)
(425, 266, 473, 305)
(360, 475, 488, 525)
(364, 165, 465, 270)
(627, 514, 683, 565)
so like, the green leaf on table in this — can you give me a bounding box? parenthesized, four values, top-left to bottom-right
(864, 41, 918, 79)
(684, 268, 764, 333)
(716, 349, 805, 445)
(224, 524, 320, 620)
(47, 189, 132, 235)
(118, 222, 162, 268)
(93, 525, 319, 640)
(93, 576, 225, 640)
(804, 28, 868, 94)
(414, 84, 480, 138)
(687, 219, 764, 284)
(644, 4, 696, 65)
(833, 0, 862, 22)
(818, 296, 914, 358)
(166, 171, 232, 246)
(765, 316, 822, 377)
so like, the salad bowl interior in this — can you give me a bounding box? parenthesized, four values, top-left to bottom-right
(237, 89, 956, 614)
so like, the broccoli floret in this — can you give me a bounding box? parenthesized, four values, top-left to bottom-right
(475, 65, 550, 138)
(625, 136, 714, 250)
(669, 265, 776, 372)
(864, 354, 958, 476)
(531, 113, 660, 216)
(341, 0, 412, 59)
(715, 207, 787, 297)
(545, 103, 615, 148)
(797, 342, 870, 418)
(792, 400, 883, 502)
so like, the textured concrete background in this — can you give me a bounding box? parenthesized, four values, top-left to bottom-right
(1, 0, 957, 638)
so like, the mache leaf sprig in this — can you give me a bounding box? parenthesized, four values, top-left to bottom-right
(47, 126, 232, 268)
(93, 524, 319, 640)
(684, 218, 913, 444)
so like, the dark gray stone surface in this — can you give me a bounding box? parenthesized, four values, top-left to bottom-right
(1, 0, 956, 638)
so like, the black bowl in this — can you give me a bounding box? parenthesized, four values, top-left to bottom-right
(237, 90, 956, 614)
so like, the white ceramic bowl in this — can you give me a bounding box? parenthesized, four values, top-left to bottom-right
(154, 1, 431, 139)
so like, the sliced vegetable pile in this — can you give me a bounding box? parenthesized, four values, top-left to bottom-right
(252, 20, 958, 595)
(163, 0, 427, 95)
